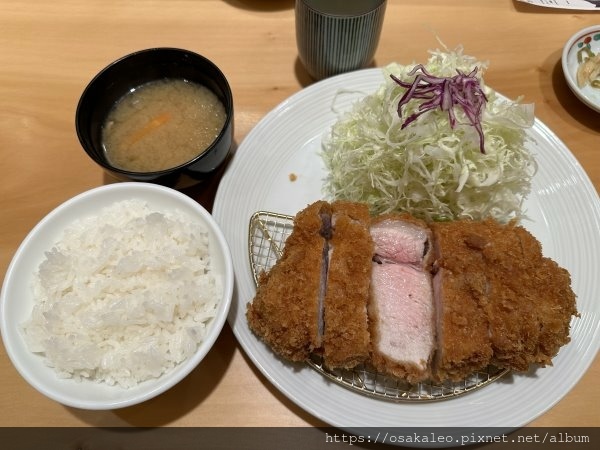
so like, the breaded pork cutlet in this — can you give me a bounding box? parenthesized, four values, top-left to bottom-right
(322, 201, 373, 369)
(429, 221, 494, 382)
(529, 256, 578, 366)
(469, 221, 577, 371)
(368, 214, 436, 383)
(430, 219, 577, 380)
(246, 200, 331, 361)
(247, 200, 578, 384)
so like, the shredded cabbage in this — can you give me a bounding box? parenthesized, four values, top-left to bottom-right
(321, 47, 537, 222)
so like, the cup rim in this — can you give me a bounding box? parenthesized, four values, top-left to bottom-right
(297, 0, 386, 18)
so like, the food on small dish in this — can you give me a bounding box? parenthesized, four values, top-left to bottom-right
(246, 201, 578, 384)
(21, 199, 222, 388)
(562, 26, 600, 113)
(576, 53, 600, 88)
(322, 47, 537, 223)
(103, 79, 227, 172)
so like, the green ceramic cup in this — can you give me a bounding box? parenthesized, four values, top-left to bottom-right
(295, 0, 387, 80)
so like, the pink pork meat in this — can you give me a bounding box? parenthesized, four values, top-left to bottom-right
(368, 215, 435, 382)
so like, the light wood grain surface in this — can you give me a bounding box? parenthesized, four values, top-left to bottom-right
(1, 0, 598, 429)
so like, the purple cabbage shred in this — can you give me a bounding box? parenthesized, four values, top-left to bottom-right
(391, 65, 488, 153)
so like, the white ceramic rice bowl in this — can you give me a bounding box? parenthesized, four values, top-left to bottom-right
(0, 182, 234, 410)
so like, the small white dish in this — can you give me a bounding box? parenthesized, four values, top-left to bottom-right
(0, 182, 234, 410)
(562, 25, 600, 113)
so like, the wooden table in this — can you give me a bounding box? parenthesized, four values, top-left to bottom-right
(1, 0, 598, 430)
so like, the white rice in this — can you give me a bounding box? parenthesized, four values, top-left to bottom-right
(21, 199, 221, 388)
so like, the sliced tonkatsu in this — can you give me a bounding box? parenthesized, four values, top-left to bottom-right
(321, 201, 373, 369)
(246, 201, 578, 384)
(246, 200, 331, 361)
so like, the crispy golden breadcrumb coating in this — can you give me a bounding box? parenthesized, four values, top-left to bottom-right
(246, 201, 330, 361)
(430, 221, 493, 381)
(322, 201, 373, 369)
(430, 219, 577, 381)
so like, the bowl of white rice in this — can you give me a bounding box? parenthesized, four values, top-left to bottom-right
(0, 182, 234, 409)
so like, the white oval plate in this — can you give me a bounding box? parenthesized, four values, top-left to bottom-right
(213, 69, 600, 430)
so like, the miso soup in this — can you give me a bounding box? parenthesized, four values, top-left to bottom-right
(102, 79, 226, 172)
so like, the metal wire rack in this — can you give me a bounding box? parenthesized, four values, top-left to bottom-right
(248, 211, 508, 402)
